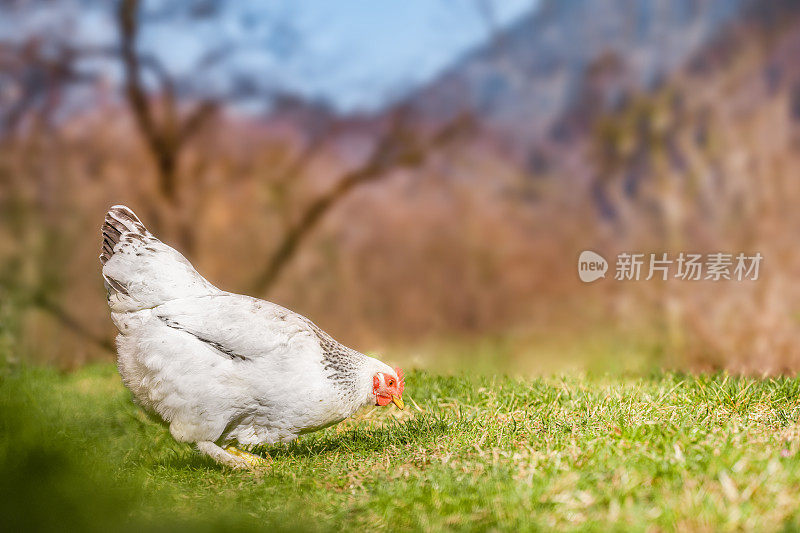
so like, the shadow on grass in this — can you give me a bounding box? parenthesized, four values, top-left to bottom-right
(144, 414, 453, 471)
(255, 412, 453, 459)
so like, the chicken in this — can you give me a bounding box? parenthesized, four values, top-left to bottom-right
(100, 205, 404, 469)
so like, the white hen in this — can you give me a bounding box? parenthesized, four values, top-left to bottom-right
(100, 205, 404, 469)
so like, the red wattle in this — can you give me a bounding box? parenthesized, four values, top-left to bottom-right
(376, 395, 392, 406)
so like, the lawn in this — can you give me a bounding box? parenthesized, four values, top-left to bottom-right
(3, 361, 800, 531)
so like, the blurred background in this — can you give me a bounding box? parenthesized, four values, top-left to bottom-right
(1, 0, 799, 374)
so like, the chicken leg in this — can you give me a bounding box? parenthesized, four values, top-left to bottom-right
(195, 441, 269, 469)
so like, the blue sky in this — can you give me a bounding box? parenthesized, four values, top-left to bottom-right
(270, 0, 538, 110)
(140, 0, 538, 112)
(126, 0, 536, 111)
(1, 0, 537, 112)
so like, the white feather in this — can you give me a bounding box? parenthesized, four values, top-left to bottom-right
(100, 205, 397, 453)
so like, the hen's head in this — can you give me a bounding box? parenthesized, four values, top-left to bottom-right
(373, 367, 405, 409)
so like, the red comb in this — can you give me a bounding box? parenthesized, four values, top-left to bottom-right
(394, 366, 405, 395)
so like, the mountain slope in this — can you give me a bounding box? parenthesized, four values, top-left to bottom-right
(410, 0, 745, 147)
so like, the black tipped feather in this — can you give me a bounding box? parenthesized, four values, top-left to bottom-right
(99, 205, 149, 266)
(102, 224, 121, 242)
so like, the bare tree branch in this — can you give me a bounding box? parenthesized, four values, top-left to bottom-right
(251, 112, 473, 294)
(0, 40, 97, 134)
(117, 0, 217, 205)
(119, 0, 162, 159)
(116, 0, 219, 255)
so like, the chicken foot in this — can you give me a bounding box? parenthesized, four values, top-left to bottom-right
(195, 441, 269, 469)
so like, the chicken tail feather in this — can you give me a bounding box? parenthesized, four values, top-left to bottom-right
(100, 205, 151, 265)
(100, 205, 219, 312)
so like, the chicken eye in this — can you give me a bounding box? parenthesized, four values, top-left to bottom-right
(388, 379, 395, 387)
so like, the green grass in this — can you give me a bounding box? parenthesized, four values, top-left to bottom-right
(3, 362, 800, 531)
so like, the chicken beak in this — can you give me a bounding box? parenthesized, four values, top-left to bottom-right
(391, 395, 404, 410)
